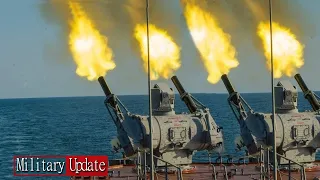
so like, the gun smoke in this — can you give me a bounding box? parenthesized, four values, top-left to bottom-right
(204, 0, 315, 49)
(38, 0, 183, 63)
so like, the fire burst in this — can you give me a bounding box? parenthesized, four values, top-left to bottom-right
(183, 2, 239, 84)
(68, 1, 116, 81)
(134, 24, 181, 80)
(257, 22, 304, 78)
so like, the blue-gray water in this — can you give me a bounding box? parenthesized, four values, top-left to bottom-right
(1, 93, 319, 179)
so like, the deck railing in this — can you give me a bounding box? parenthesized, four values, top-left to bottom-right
(257, 146, 306, 180)
(132, 146, 308, 180)
(136, 148, 183, 180)
(206, 147, 307, 180)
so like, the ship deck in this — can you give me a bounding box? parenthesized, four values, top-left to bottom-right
(106, 162, 320, 180)
(70, 159, 320, 179)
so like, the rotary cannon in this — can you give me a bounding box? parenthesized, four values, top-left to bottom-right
(98, 76, 223, 170)
(221, 74, 320, 166)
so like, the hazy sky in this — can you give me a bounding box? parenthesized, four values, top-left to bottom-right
(0, 0, 320, 99)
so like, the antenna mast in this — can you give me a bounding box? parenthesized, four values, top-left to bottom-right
(268, 0, 278, 179)
(146, 0, 154, 179)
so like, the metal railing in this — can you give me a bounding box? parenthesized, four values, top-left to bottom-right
(130, 147, 308, 180)
(205, 147, 308, 180)
(276, 153, 306, 180)
(208, 151, 249, 180)
(259, 147, 306, 180)
(136, 149, 183, 180)
(153, 155, 183, 180)
(211, 164, 229, 180)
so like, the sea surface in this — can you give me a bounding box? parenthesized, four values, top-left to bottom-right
(0, 93, 319, 179)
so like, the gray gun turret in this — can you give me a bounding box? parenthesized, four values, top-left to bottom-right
(98, 76, 223, 171)
(221, 74, 320, 167)
(294, 73, 320, 149)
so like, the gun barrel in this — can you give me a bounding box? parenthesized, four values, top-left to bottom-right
(294, 73, 320, 111)
(221, 74, 236, 94)
(98, 76, 112, 97)
(171, 76, 197, 113)
(294, 74, 308, 93)
(171, 75, 186, 95)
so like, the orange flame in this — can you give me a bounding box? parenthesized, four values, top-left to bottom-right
(134, 24, 181, 80)
(182, 1, 239, 84)
(68, 1, 115, 81)
(257, 22, 304, 78)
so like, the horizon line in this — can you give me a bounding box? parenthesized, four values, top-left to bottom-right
(0, 90, 317, 100)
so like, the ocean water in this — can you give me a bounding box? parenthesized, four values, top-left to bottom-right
(0, 92, 319, 179)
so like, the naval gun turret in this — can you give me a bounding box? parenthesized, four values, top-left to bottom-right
(294, 73, 320, 143)
(221, 74, 320, 166)
(98, 76, 223, 170)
